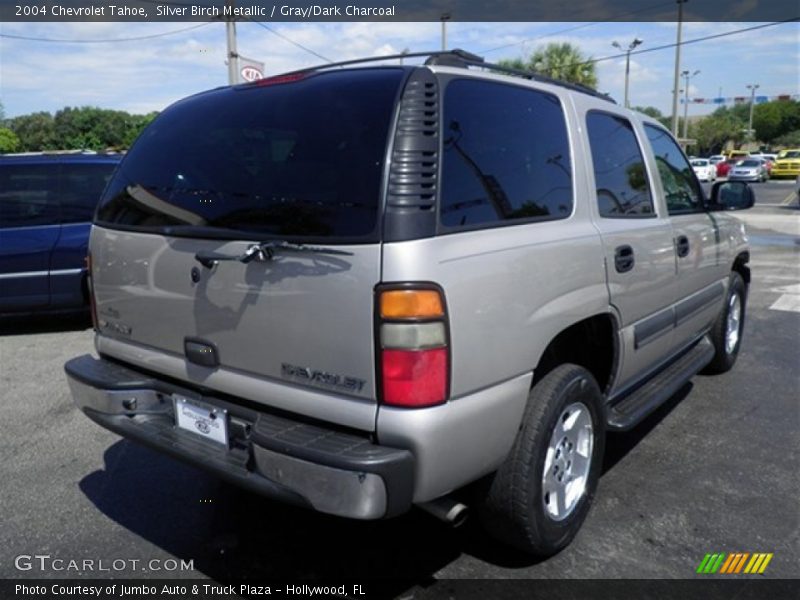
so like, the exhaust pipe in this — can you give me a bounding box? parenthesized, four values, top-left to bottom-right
(418, 497, 469, 528)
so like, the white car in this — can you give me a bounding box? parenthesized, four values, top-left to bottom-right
(691, 158, 717, 182)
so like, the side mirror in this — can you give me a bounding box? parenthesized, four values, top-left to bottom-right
(709, 181, 755, 211)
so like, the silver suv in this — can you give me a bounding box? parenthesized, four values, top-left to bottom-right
(65, 50, 754, 556)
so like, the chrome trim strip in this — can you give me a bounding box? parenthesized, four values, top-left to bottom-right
(0, 270, 48, 280)
(0, 267, 83, 280)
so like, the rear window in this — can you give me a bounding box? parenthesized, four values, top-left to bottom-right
(0, 164, 59, 229)
(60, 162, 117, 223)
(96, 69, 405, 240)
(439, 78, 573, 229)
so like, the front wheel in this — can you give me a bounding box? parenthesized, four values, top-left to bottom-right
(477, 364, 605, 555)
(703, 271, 747, 374)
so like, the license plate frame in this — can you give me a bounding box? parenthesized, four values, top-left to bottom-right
(173, 394, 229, 447)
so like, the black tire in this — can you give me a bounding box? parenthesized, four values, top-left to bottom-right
(703, 271, 747, 374)
(477, 364, 605, 556)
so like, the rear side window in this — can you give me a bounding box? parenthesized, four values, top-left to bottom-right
(96, 69, 404, 240)
(0, 164, 59, 229)
(586, 112, 654, 218)
(440, 79, 573, 229)
(60, 163, 116, 223)
(644, 124, 704, 214)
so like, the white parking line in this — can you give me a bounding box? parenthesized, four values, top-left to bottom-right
(769, 283, 800, 313)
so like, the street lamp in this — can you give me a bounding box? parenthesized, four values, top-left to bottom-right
(671, 0, 689, 136)
(440, 13, 451, 51)
(746, 83, 760, 142)
(612, 37, 643, 108)
(681, 69, 700, 140)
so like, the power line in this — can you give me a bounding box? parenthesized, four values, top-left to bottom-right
(535, 19, 799, 76)
(478, 1, 674, 55)
(0, 22, 213, 43)
(248, 20, 332, 63)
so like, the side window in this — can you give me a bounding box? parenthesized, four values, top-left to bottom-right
(644, 124, 704, 214)
(586, 112, 654, 218)
(59, 163, 116, 223)
(440, 79, 573, 228)
(0, 164, 59, 229)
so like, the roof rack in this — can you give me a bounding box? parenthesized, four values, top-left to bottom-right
(279, 48, 615, 104)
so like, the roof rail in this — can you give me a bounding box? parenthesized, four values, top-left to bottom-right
(277, 48, 615, 104)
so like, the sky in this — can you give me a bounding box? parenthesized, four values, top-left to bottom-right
(0, 20, 798, 119)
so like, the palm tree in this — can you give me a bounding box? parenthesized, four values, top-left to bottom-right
(499, 42, 598, 90)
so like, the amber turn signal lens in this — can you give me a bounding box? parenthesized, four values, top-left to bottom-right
(380, 289, 444, 319)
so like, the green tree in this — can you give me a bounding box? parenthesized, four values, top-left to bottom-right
(499, 42, 598, 89)
(773, 129, 800, 147)
(7, 112, 57, 151)
(753, 100, 800, 144)
(0, 127, 20, 153)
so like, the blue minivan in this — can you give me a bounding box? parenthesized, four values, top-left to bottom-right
(0, 152, 121, 314)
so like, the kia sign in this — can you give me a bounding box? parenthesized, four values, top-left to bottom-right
(238, 56, 264, 83)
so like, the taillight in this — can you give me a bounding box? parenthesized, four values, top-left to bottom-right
(377, 286, 449, 408)
(85, 253, 98, 330)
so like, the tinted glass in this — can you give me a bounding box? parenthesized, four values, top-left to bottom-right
(60, 163, 117, 223)
(0, 164, 59, 229)
(586, 113, 654, 218)
(644, 124, 704, 214)
(440, 79, 572, 228)
(740, 160, 760, 167)
(97, 69, 404, 240)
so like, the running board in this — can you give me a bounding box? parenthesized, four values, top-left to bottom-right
(606, 339, 715, 431)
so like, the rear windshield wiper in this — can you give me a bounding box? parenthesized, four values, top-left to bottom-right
(195, 240, 353, 269)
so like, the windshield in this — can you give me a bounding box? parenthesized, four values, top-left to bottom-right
(96, 69, 404, 241)
(740, 160, 760, 167)
(691, 160, 709, 166)
(779, 151, 800, 159)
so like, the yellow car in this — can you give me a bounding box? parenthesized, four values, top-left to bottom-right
(771, 149, 800, 178)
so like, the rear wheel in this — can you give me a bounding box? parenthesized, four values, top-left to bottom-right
(703, 271, 746, 374)
(477, 364, 605, 555)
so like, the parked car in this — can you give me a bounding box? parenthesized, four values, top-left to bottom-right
(771, 149, 800, 179)
(728, 158, 769, 182)
(691, 158, 717, 182)
(64, 50, 754, 557)
(0, 152, 121, 315)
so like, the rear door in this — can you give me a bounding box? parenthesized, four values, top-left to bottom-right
(0, 162, 60, 311)
(581, 108, 679, 391)
(643, 124, 726, 351)
(90, 69, 406, 429)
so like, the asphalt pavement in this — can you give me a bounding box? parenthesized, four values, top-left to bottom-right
(1, 180, 797, 594)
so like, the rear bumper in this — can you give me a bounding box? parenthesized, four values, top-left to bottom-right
(65, 354, 414, 520)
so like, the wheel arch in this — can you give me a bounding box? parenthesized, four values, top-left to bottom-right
(533, 312, 619, 396)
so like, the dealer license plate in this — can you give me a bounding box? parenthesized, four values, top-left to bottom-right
(173, 394, 228, 446)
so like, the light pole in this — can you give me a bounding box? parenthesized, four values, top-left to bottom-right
(671, 0, 688, 136)
(440, 13, 451, 51)
(682, 69, 700, 140)
(746, 83, 760, 142)
(612, 38, 643, 108)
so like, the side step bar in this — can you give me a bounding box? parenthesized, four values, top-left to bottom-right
(606, 338, 715, 431)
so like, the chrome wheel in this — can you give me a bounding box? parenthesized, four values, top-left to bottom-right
(725, 293, 742, 354)
(542, 402, 594, 521)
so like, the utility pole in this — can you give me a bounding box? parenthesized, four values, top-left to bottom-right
(440, 13, 451, 51)
(671, 0, 688, 137)
(225, 0, 238, 85)
(612, 37, 643, 108)
(682, 69, 700, 140)
(746, 83, 760, 142)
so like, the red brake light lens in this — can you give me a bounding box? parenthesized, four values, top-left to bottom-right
(381, 348, 447, 408)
